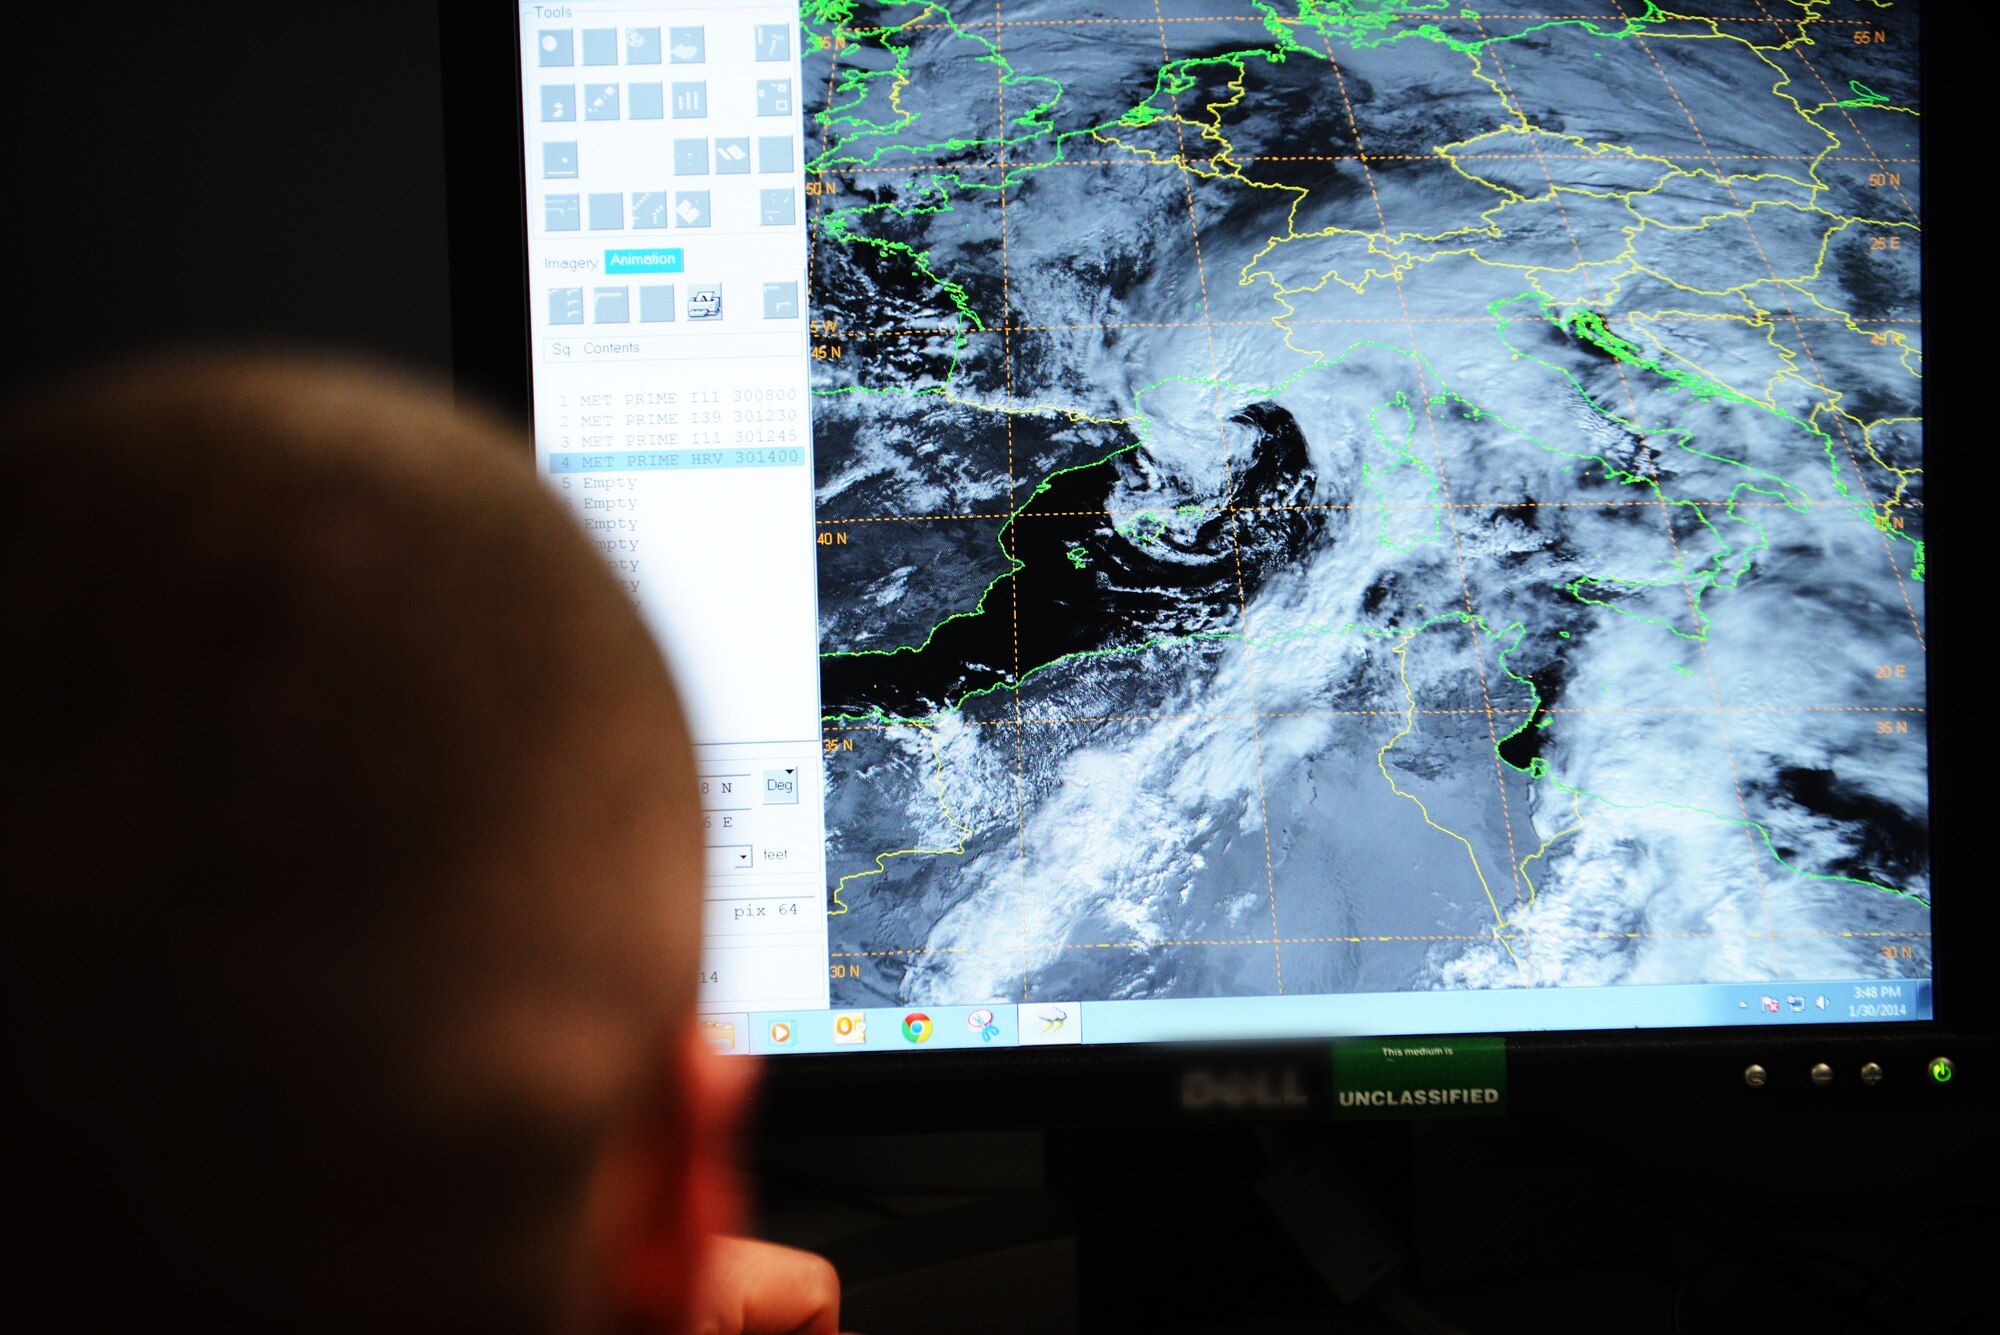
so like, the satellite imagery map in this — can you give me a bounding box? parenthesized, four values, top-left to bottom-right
(801, 1, 1927, 1008)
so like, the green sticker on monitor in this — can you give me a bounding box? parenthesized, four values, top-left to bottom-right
(1331, 1035, 1507, 1119)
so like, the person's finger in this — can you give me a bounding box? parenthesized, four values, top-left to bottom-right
(690, 1037, 761, 1123)
(679, 1037, 761, 1244)
(688, 1235, 841, 1335)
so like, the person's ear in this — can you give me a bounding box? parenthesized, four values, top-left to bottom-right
(594, 1031, 758, 1329)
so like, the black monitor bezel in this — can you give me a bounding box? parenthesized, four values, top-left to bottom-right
(441, 0, 1978, 1124)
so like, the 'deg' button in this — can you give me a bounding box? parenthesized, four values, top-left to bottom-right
(763, 767, 800, 805)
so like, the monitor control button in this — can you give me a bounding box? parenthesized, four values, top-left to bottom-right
(1928, 1056, 1955, 1085)
(1860, 1061, 1885, 1086)
(1810, 1062, 1834, 1087)
(1743, 1064, 1768, 1088)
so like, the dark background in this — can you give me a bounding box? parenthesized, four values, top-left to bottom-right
(6, 3, 454, 399)
(8, 5, 1988, 1333)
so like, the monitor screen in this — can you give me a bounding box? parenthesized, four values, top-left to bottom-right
(510, 2, 1927, 1057)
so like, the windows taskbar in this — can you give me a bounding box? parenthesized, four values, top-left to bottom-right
(699, 976, 1934, 1056)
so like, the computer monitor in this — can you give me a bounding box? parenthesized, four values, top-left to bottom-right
(445, 1, 1976, 1120)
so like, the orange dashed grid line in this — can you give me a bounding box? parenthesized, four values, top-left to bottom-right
(1310, 22, 1535, 968)
(1474, 13, 1782, 970)
(865, 15, 1882, 30)
(1149, 0, 1286, 994)
(829, 928, 1933, 959)
(812, 154, 1914, 173)
(813, 2, 1928, 990)
(820, 314, 1916, 336)
(1748, 0, 1919, 225)
(814, 499, 1915, 523)
(821, 704, 1925, 731)
(994, 4, 1033, 1004)
(1602, 1, 1928, 653)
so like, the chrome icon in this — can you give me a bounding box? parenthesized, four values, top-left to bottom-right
(901, 1012, 934, 1044)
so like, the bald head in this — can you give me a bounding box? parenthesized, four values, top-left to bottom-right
(4, 360, 704, 1332)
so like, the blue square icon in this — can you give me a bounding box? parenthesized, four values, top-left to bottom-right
(544, 194, 580, 232)
(672, 82, 707, 118)
(541, 85, 575, 122)
(626, 28, 661, 64)
(639, 285, 675, 322)
(537, 30, 573, 67)
(583, 84, 619, 121)
(543, 142, 578, 179)
(594, 287, 629, 323)
(713, 137, 751, 174)
(754, 24, 790, 62)
(629, 83, 664, 120)
(756, 80, 793, 117)
(763, 281, 799, 320)
(588, 193, 624, 230)
(673, 191, 711, 228)
(581, 28, 617, 66)
(758, 136, 793, 174)
(759, 188, 796, 227)
(632, 192, 669, 229)
(670, 26, 705, 63)
(548, 288, 583, 325)
(675, 139, 709, 175)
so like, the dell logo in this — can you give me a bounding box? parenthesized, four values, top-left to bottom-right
(1180, 1068, 1310, 1111)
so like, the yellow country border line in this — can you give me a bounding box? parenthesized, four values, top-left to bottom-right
(838, 6, 1915, 436)
(1377, 626, 1526, 972)
(1365, 186, 1903, 311)
(1234, 114, 1905, 335)
(879, 5, 941, 127)
(1083, 45, 1908, 422)
(1518, 789, 1585, 907)
(817, 11, 1923, 923)
(1439, 123, 1821, 206)
(820, 4, 938, 147)
(1050, 88, 1915, 517)
(828, 725, 975, 917)
(1861, 416, 1922, 511)
(1600, 263, 1923, 514)
(1632, 303, 1920, 499)
(1087, 78, 1918, 519)
(1353, 209, 1920, 514)
(1088, 107, 1353, 367)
